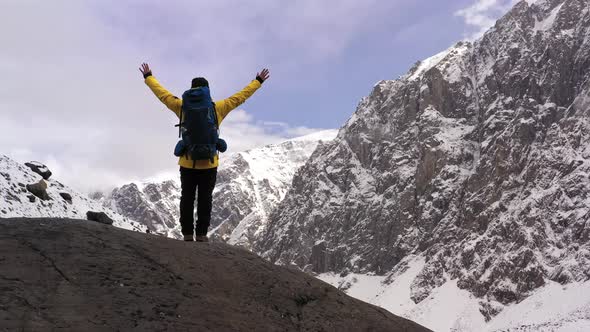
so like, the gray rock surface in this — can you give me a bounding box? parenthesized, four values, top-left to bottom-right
(0, 218, 429, 332)
(255, 0, 590, 310)
(59, 192, 73, 204)
(86, 211, 114, 225)
(106, 181, 180, 236)
(26, 179, 50, 201)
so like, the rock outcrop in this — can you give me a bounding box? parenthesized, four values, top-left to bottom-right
(59, 192, 73, 204)
(86, 211, 114, 225)
(24, 161, 52, 180)
(0, 218, 429, 332)
(26, 179, 50, 201)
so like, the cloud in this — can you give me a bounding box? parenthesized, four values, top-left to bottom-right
(258, 120, 330, 138)
(1, 104, 324, 193)
(85, 0, 408, 92)
(7, 0, 471, 195)
(455, 0, 521, 39)
(3, 0, 495, 195)
(3, 0, 367, 193)
(219, 109, 329, 151)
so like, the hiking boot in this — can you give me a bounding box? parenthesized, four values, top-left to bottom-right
(195, 235, 209, 243)
(183, 234, 194, 242)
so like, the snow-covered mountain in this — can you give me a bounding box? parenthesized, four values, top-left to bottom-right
(0, 155, 143, 232)
(103, 130, 338, 248)
(253, 0, 590, 330)
(102, 179, 181, 237)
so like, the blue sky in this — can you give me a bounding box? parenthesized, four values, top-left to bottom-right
(95, 0, 479, 129)
(0, 0, 517, 191)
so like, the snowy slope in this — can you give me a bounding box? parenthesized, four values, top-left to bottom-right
(103, 130, 338, 247)
(319, 262, 590, 332)
(0, 155, 143, 231)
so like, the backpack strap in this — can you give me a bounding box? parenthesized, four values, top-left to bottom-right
(178, 108, 183, 138)
(212, 104, 219, 163)
(174, 107, 183, 138)
(212, 102, 219, 129)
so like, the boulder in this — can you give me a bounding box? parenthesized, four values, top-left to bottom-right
(26, 180, 50, 201)
(59, 192, 73, 204)
(86, 211, 114, 225)
(24, 161, 52, 180)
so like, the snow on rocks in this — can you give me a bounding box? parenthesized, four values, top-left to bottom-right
(533, 2, 564, 33)
(102, 130, 338, 247)
(406, 42, 471, 84)
(24, 161, 52, 180)
(0, 155, 142, 232)
(26, 179, 50, 201)
(320, 257, 590, 332)
(256, 0, 590, 329)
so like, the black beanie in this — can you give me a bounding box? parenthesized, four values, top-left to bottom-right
(191, 77, 209, 88)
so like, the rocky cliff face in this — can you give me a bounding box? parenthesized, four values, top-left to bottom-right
(209, 131, 337, 248)
(104, 130, 337, 248)
(0, 218, 430, 332)
(255, 0, 590, 314)
(105, 180, 182, 238)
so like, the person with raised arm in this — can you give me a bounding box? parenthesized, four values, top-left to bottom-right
(139, 63, 270, 242)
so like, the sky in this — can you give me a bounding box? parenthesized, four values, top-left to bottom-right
(0, 0, 520, 193)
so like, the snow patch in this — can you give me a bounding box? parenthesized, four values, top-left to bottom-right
(319, 257, 486, 332)
(534, 3, 564, 33)
(487, 281, 590, 332)
(406, 280, 487, 332)
(288, 129, 338, 143)
(408, 48, 453, 81)
(318, 270, 590, 332)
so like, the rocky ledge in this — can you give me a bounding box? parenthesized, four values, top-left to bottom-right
(0, 218, 429, 332)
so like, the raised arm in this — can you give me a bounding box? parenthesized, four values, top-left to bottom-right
(139, 63, 182, 118)
(216, 68, 270, 121)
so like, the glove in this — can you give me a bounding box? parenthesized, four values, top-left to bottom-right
(256, 68, 270, 84)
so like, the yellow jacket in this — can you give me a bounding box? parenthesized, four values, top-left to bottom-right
(145, 76, 262, 169)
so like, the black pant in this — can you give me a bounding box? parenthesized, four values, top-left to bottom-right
(179, 167, 217, 236)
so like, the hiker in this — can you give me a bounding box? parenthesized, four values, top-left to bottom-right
(139, 63, 270, 242)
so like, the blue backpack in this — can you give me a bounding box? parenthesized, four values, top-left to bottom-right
(174, 87, 227, 166)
